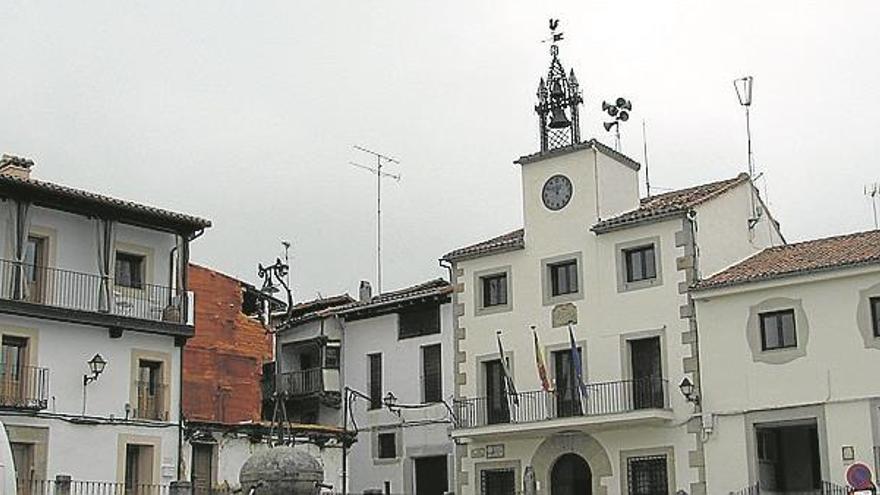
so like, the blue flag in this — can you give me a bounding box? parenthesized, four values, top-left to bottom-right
(568, 323, 589, 399)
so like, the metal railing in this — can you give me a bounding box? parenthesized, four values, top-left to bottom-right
(15, 479, 170, 495)
(278, 368, 324, 396)
(0, 365, 49, 410)
(728, 481, 850, 495)
(454, 378, 669, 429)
(135, 381, 167, 421)
(0, 259, 185, 324)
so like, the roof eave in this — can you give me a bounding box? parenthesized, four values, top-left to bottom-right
(692, 260, 880, 294)
(441, 244, 525, 263)
(515, 139, 641, 171)
(591, 210, 687, 234)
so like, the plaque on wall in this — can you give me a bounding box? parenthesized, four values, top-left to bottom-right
(471, 447, 486, 458)
(486, 444, 505, 459)
(552, 302, 578, 328)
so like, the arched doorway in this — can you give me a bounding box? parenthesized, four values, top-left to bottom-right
(550, 453, 591, 495)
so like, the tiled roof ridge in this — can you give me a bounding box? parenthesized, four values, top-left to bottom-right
(0, 172, 212, 229)
(337, 278, 453, 313)
(441, 228, 525, 261)
(592, 173, 750, 233)
(694, 229, 880, 291)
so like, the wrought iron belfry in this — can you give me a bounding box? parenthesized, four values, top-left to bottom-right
(536, 19, 583, 152)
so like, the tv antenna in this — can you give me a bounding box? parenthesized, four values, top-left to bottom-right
(642, 119, 652, 197)
(734, 76, 760, 228)
(350, 145, 401, 293)
(602, 97, 632, 151)
(866, 182, 880, 229)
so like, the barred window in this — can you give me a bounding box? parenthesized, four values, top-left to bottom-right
(627, 455, 668, 495)
(480, 468, 514, 495)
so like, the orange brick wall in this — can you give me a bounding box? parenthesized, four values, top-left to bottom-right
(183, 264, 273, 424)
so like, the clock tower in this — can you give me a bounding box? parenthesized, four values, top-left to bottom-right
(535, 19, 583, 152)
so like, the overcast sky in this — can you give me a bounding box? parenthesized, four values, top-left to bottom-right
(2, 1, 879, 300)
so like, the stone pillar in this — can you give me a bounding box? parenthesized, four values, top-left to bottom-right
(54, 475, 71, 495)
(170, 480, 193, 495)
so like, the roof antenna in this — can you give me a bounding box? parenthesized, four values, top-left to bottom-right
(866, 182, 880, 229)
(734, 76, 760, 229)
(642, 119, 651, 197)
(350, 145, 402, 294)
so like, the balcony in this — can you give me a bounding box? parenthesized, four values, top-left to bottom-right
(135, 381, 167, 421)
(278, 368, 325, 397)
(0, 259, 192, 334)
(453, 378, 672, 437)
(0, 365, 49, 410)
(729, 481, 849, 495)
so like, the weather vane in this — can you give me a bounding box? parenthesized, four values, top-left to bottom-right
(602, 97, 633, 151)
(535, 19, 583, 152)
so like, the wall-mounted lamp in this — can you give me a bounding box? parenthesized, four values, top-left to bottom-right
(83, 353, 107, 386)
(678, 376, 699, 406)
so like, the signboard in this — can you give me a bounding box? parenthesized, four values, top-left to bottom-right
(846, 462, 875, 491)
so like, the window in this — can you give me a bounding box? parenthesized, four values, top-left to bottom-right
(871, 297, 880, 337)
(627, 455, 669, 495)
(480, 469, 515, 495)
(760, 310, 797, 351)
(549, 259, 578, 296)
(399, 304, 441, 339)
(136, 360, 165, 420)
(377, 432, 396, 459)
(116, 252, 145, 289)
(624, 245, 657, 283)
(481, 274, 508, 307)
(324, 345, 340, 370)
(368, 353, 382, 410)
(422, 344, 442, 403)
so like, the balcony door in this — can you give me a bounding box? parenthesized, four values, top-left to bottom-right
(1, 336, 28, 407)
(629, 337, 663, 409)
(553, 349, 582, 418)
(137, 361, 164, 420)
(24, 236, 46, 304)
(484, 360, 510, 425)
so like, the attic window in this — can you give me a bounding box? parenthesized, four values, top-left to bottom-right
(398, 304, 440, 340)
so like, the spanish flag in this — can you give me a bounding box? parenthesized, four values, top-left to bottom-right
(533, 328, 552, 392)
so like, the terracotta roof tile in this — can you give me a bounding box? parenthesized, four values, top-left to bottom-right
(592, 173, 750, 233)
(336, 278, 452, 315)
(0, 172, 211, 232)
(441, 229, 525, 262)
(695, 229, 880, 290)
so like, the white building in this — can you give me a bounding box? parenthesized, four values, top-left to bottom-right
(693, 230, 880, 494)
(441, 37, 782, 495)
(337, 279, 454, 495)
(274, 278, 455, 494)
(0, 154, 210, 490)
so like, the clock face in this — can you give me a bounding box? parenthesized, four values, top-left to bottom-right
(542, 174, 573, 211)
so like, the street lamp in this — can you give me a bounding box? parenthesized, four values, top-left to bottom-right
(678, 376, 699, 405)
(83, 353, 107, 386)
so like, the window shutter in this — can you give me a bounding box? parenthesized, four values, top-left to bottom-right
(422, 344, 442, 403)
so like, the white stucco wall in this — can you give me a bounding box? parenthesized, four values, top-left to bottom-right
(0, 312, 182, 483)
(342, 303, 455, 494)
(696, 266, 880, 492)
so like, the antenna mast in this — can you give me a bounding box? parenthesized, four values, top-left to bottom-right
(734, 76, 759, 228)
(866, 182, 880, 229)
(642, 119, 651, 197)
(350, 145, 401, 293)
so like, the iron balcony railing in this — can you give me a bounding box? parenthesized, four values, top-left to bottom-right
(0, 259, 187, 324)
(0, 365, 49, 410)
(15, 479, 170, 495)
(729, 481, 850, 495)
(454, 377, 669, 429)
(278, 368, 324, 396)
(135, 381, 167, 421)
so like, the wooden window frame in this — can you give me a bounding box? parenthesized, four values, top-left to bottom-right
(759, 309, 798, 351)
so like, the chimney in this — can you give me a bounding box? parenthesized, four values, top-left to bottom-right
(0, 154, 34, 179)
(359, 281, 372, 303)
